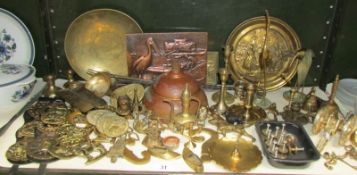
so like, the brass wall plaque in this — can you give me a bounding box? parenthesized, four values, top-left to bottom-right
(226, 16, 301, 91)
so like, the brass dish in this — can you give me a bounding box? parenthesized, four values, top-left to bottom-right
(65, 9, 143, 80)
(226, 16, 301, 91)
(210, 138, 262, 172)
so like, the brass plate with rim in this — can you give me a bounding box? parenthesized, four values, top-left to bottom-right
(65, 9, 143, 80)
(226, 16, 301, 91)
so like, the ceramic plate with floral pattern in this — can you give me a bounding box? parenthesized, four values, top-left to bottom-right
(0, 8, 34, 65)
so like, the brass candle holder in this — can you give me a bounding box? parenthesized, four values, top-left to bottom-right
(211, 45, 234, 105)
(214, 68, 229, 114)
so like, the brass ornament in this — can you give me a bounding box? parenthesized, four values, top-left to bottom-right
(339, 114, 357, 146)
(64, 9, 142, 80)
(63, 69, 83, 90)
(226, 16, 301, 91)
(183, 142, 203, 173)
(40, 107, 68, 125)
(6, 140, 29, 164)
(148, 146, 181, 160)
(312, 75, 340, 135)
(85, 72, 112, 97)
(111, 84, 145, 108)
(209, 138, 262, 172)
(171, 84, 201, 125)
(123, 147, 151, 164)
(213, 68, 229, 114)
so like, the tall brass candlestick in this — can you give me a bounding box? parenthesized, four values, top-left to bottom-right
(216, 68, 229, 114)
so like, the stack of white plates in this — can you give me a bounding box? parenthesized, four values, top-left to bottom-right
(0, 8, 36, 107)
(336, 78, 357, 111)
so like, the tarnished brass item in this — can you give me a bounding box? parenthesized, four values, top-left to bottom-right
(351, 129, 357, 147)
(57, 87, 107, 113)
(312, 75, 340, 135)
(123, 147, 151, 164)
(209, 138, 262, 172)
(206, 51, 219, 85)
(227, 16, 301, 91)
(6, 140, 29, 164)
(26, 136, 57, 162)
(110, 84, 145, 108)
(339, 114, 357, 146)
(303, 87, 319, 116)
(281, 101, 309, 125)
(41, 107, 68, 125)
(63, 69, 82, 89)
(116, 95, 132, 118)
(64, 9, 142, 80)
(214, 68, 229, 114)
(85, 72, 111, 97)
(283, 90, 306, 104)
(148, 146, 180, 160)
(142, 120, 164, 148)
(211, 47, 234, 105)
(97, 114, 129, 137)
(171, 84, 200, 125)
(107, 136, 126, 163)
(323, 149, 357, 170)
(225, 84, 266, 125)
(183, 142, 203, 173)
(43, 75, 58, 98)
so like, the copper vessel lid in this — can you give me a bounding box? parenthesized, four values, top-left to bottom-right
(151, 62, 201, 99)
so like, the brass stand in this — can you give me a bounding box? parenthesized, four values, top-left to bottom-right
(211, 45, 234, 105)
(214, 68, 229, 114)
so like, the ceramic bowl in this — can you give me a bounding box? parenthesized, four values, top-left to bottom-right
(0, 64, 36, 107)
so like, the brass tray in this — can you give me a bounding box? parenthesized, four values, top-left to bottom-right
(64, 9, 143, 80)
(226, 16, 301, 91)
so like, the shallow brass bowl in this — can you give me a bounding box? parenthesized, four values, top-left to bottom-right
(65, 9, 142, 80)
(226, 16, 301, 91)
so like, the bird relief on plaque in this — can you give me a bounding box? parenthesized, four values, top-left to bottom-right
(126, 32, 207, 84)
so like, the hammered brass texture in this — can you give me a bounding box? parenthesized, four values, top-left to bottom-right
(226, 16, 301, 91)
(65, 9, 142, 80)
(210, 138, 262, 172)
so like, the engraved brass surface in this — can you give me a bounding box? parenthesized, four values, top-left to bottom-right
(111, 84, 145, 108)
(64, 9, 143, 80)
(226, 16, 301, 91)
(210, 138, 262, 172)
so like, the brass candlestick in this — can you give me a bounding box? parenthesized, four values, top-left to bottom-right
(215, 68, 229, 114)
(43, 74, 57, 98)
(63, 69, 82, 89)
(224, 83, 267, 125)
(211, 45, 234, 105)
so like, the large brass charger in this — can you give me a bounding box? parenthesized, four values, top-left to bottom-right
(226, 16, 301, 91)
(65, 9, 143, 80)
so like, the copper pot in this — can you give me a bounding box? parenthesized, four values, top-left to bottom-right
(143, 62, 208, 122)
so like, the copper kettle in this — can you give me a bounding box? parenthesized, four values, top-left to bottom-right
(143, 62, 208, 123)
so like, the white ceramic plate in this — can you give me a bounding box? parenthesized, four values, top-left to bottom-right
(0, 8, 34, 65)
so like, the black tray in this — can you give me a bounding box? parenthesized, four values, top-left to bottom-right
(255, 121, 320, 167)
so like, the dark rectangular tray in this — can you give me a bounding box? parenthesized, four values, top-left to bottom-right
(255, 121, 320, 167)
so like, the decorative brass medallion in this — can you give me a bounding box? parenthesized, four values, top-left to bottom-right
(226, 16, 301, 91)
